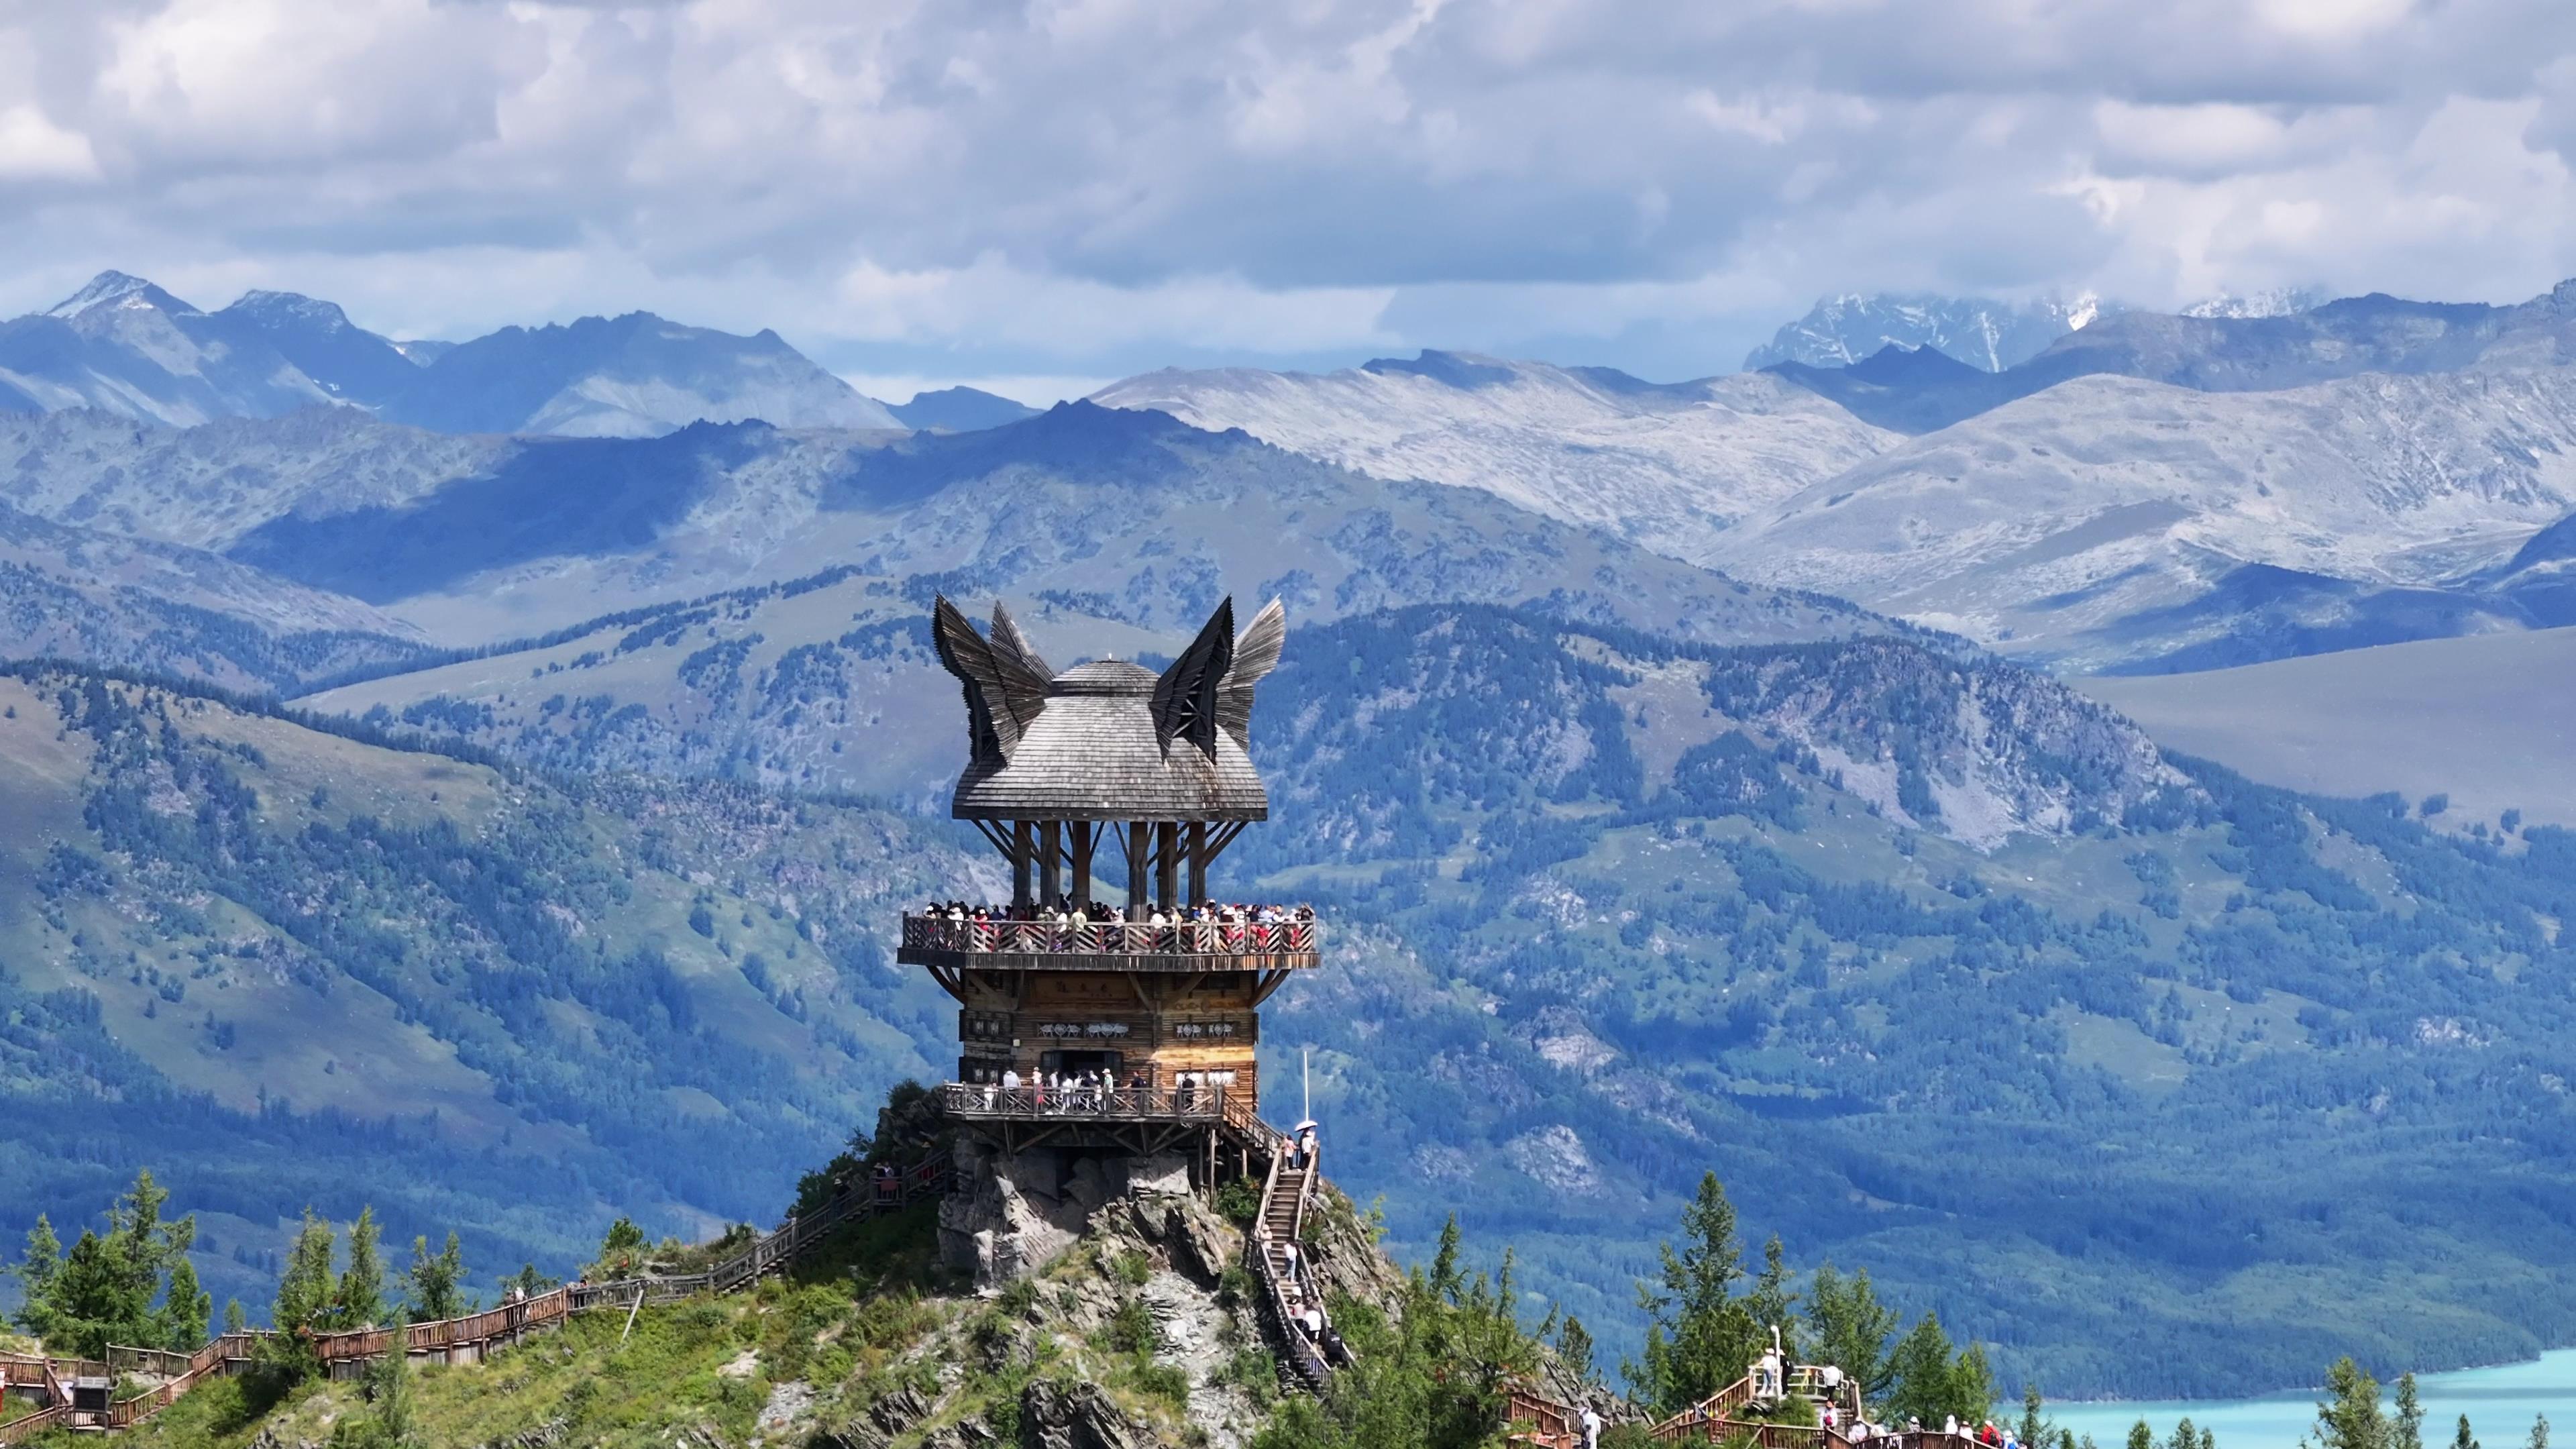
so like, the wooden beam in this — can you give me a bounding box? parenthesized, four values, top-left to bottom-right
(1071, 822, 1098, 906)
(1156, 821, 1179, 908)
(1012, 820, 1034, 909)
(1038, 820, 1063, 906)
(1186, 820, 1208, 903)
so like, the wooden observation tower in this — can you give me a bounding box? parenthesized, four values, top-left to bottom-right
(900, 594, 1320, 1159)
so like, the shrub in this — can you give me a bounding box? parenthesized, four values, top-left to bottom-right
(998, 1276, 1039, 1318)
(1103, 1296, 1159, 1356)
(1214, 1177, 1260, 1228)
(1128, 1361, 1190, 1410)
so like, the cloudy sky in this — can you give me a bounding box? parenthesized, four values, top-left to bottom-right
(5, 0, 2576, 401)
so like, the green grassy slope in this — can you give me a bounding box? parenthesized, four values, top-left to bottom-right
(111, 1188, 1340, 1449)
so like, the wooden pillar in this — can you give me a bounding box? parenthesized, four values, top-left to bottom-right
(1071, 822, 1095, 906)
(1155, 820, 1179, 908)
(1039, 820, 1062, 906)
(1126, 822, 1149, 918)
(1186, 820, 1208, 904)
(1012, 820, 1033, 909)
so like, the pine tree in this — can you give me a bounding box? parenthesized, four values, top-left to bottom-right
(12, 1215, 63, 1342)
(1747, 1235, 1799, 1362)
(1882, 1313, 1992, 1427)
(1807, 1262, 1902, 1409)
(158, 1256, 211, 1352)
(1556, 1315, 1596, 1386)
(2528, 1416, 2548, 1449)
(335, 1208, 385, 1330)
(2129, 1423, 2155, 1449)
(223, 1299, 247, 1336)
(2313, 1358, 2390, 1449)
(403, 1232, 467, 1324)
(594, 1218, 648, 1278)
(2398, 1375, 2425, 1449)
(1627, 1171, 1762, 1415)
(2019, 1384, 2050, 1449)
(2453, 1417, 2479, 1449)
(1430, 1216, 1464, 1302)
(276, 1208, 339, 1333)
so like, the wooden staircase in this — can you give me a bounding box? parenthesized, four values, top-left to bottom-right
(1245, 1130, 1339, 1395)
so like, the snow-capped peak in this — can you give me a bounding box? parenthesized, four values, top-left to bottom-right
(225, 289, 357, 333)
(2179, 286, 2329, 320)
(46, 270, 198, 319)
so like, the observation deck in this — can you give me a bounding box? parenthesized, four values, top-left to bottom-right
(895, 914, 1320, 974)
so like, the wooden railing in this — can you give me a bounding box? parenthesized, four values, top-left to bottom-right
(938, 1081, 1265, 1124)
(1506, 1384, 1581, 1448)
(902, 915, 1316, 957)
(15, 1158, 952, 1442)
(0, 1403, 66, 1446)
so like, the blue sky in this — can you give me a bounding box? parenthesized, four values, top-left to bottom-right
(5, 0, 2576, 402)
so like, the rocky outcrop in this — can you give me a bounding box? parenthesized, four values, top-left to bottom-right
(1018, 1379, 1155, 1449)
(938, 1141, 1206, 1289)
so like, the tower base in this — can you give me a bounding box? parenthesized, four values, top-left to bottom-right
(938, 1132, 1216, 1289)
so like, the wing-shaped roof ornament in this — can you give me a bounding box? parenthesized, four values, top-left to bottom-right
(931, 595, 1052, 763)
(1152, 597, 1236, 756)
(1214, 598, 1285, 751)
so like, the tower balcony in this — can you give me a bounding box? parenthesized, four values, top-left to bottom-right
(896, 914, 1320, 974)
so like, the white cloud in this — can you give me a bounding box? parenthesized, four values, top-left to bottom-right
(0, 106, 99, 182)
(0, 0, 2572, 380)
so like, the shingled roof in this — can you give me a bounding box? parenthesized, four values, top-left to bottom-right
(932, 596, 1285, 822)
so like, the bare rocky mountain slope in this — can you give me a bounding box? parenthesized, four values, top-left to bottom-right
(1705, 368, 2576, 672)
(1091, 350, 1899, 568)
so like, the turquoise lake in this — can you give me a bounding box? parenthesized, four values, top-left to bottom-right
(2053, 1350, 2576, 1449)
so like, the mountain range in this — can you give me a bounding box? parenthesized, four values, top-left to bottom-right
(12, 264, 2576, 1397)
(0, 270, 1027, 441)
(1097, 277, 2576, 675)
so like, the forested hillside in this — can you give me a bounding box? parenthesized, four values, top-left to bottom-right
(1231, 607, 2576, 1395)
(0, 664, 967, 1316)
(35, 603, 2576, 1392)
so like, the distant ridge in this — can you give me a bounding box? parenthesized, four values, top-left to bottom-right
(888, 385, 1039, 432)
(0, 270, 900, 437)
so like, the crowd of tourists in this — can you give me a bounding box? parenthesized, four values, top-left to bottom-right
(960, 1065, 1238, 1114)
(912, 897, 1313, 953)
(920, 898, 1313, 928)
(1829, 1411, 2021, 1448)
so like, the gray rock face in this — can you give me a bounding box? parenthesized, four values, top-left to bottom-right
(1017, 1379, 1152, 1449)
(938, 1138, 1104, 1289)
